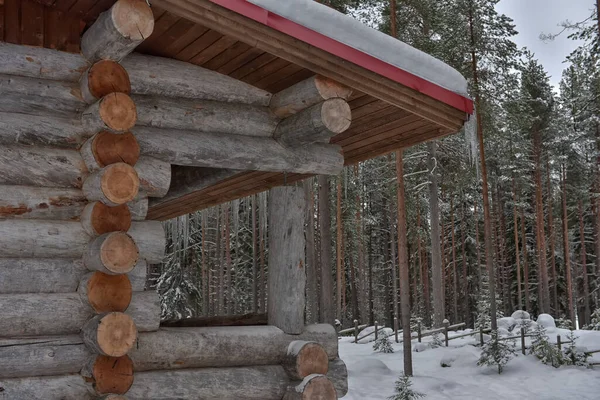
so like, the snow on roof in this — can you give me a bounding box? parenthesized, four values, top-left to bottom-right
(248, 0, 470, 98)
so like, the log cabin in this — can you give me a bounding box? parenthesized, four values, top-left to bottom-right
(0, 0, 473, 398)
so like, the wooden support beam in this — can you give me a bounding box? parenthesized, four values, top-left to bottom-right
(132, 95, 278, 137)
(125, 290, 161, 332)
(84, 232, 140, 275)
(83, 163, 140, 206)
(283, 341, 329, 380)
(274, 98, 351, 146)
(82, 93, 137, 134)
(134, 126, 343, 176)
(268, 186, 306, 334)
(0, 111, 87, 148)
(0, 259, 146, 294)
(81, 131, 140, 172)
(80, 202, 132, 237)
(81, 0, 154, 63)
(81, 355, 134, 395)
(327, 358, 348, 398)
(78, 272, 133, 313)
(160, 312, 268, 327)
(270, 75, 353, 118)
(81, 313, 137, 357)
(283, 374, 337, 400)
(134, 157, 171, 199)
(80, 60, 131, 104)
(128, 221, 166, 264)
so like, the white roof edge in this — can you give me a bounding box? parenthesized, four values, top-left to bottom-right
(248, 0, 469, 98)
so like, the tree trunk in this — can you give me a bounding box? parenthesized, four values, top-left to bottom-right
(513, 178, 522, 309)
(562, 164, 575, 323)
(336, 178, 344, 322)
(521, 206, 530, 311)
(533, 128, 550, 313)
(546, 158, 559, 314)
(318, 175, 335, 324)
(450, 196, 458, 323)
(428, 141, 444, 327)
(305, 179, 318, 324)
(579, 200, 590, 325)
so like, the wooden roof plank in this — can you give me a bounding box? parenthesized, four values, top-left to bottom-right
(229, 52, 277, 80)
(175, 28, 222, 62)
(216, 47, 263, 75)
(4, 0, 21, 44)
(240, 57, 289, 85)
(21, 0, 45, 47)
(190, 34, 237, 65)
(202, 40, 251, 71)
(263, 67, 314, 93)
(136, 11, 181, 53)
(161, 22, 209, 57)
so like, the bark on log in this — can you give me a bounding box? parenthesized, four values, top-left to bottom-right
(0, 374, 93, 400)
(283, 374, 337, 400)
(275, 99, 351, 146)
(80, 131, 140, 172)
(0, 112, 87, 148)
(134, 126, 344, 175)
(81, 0, 154, 63)
(125, 290, 161, 332)
(82, 93, 137, 134)
(0, 291, 157, 336)
(270, 75, 353, 118)
(83, 163, 140, 206)
(122, 53, 271, 106)
(127, 221, 166, 264)
(283, 341, 329, 380)
(327, 358, 348, 398)
(80, 60, 131, 104)
(84, 232, 139, 275)
(0, 42, 88, 81)
(0, 145, 87, 188)
(81, 313, 137, 357)
(132, 95, 277, 137)
(78, 272, 133, 313)
(268, 186, 306, 334)
(0, 258, 145, 294)
(81, 355, 134, 395)
(128, 196, 148, 221)
(134, 157, 171, 199)
(0, 220, 89, 258)
(0, 74, 85, 118)
(0, 324, 339, 378)
(0, 185, 87, 220)
(80, 202, 132, 236)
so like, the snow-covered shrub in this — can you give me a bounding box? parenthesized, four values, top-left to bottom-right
(511, 310, 531, 320)
(497, 327, 510, 337)
(477, 330, 516, 374)
(585, 308, 600, 330)
(430, 333, 444, 349)
(529, 324, 564, 368)
(563, 331, 589, 366)
(555, 317, 573, 330)
(374, 336, 394, 353)
(413, 343, 428, 353)
(497, 317, 517, 332)
(388, 375, 425, 400)
(536, 314, 556, 331)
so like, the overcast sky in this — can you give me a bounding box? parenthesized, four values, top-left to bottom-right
(495, 0, 594, 89)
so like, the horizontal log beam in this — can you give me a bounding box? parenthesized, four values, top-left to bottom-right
(160, 312, 268, 327)
(0, 258, 146, 294)
(134, 126, 343, 175)
(0, 290, 159, 337)
(0, 111, 87, 148)
(0, 324, 338, 378)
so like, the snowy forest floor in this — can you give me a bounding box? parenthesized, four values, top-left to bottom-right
(339, 329, 600, 399)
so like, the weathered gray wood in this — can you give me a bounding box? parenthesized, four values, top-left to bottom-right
(0, 112, 87, 148)
(0, 74, 85, 118)
(135, 157, 171, 198)
(327, 358, 348, 398)
(134, 126, 344, 175)
(83, 163, 140, 206)
(81, 0, 154, 63)
(283, 341, 329, 380)
(122, 53, 272, 106)
(275, 99, 351, 146)
(0, 374, 93, 400)
(0, 258, 145, 294)
(0, 292, 158, 336)
(269, 75, 353, 118)
(0, 145, 87, 188)
(0, 42, 89, 82)
(268, 186, 306, 334)
(125, 290, 161, 332)
(81, 312, 137, 357)
(283, 374, 337, 400)
(127, 365, 288, 399)
(0, 324, 338, 379)
(128, 221, 166, 264)
(128, 195, 149, 221)
(0, 220, 89, 258)
(133, 95, 277, 137)
(0, 185, 87, 220)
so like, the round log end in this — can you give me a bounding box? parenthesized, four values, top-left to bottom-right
(84, 202, 132, 236)
(96, 312, 138, 357)
(300, 375, 337, 400)
(100, 232, 139, 274)
(86, 272, 133, 312)
(90, 355, 134, 395)
(112, 0, 155, 40)
(315, 76, 353, 100)
(99, 93, 137, 132)
(87, 61, 131, 100)
(292, 342, 329, 378)
(321, 98, 351, 134)
(101, 163, 140, 205)
(93, 131, 140, 167)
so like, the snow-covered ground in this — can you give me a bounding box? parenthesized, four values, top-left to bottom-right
(340, 320, 600, 399)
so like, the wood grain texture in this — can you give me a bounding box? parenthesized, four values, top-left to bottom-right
(0, 185, 87, 220)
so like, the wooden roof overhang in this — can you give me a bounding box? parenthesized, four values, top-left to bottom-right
(0, 0, 473, 220)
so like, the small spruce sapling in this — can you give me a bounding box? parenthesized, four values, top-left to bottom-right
(563, 331, 589, 366)
(388, 375, 425, 400)
(374, 335, 394, 353)
(477, 330, 516, 374)
(529, 324, 564, 368)
(555, 317, 573, 330)
(430, 333, 444, 349)
(586, 308, 600, 330)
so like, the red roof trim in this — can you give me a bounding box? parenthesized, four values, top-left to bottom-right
(208, 0, 474, 114)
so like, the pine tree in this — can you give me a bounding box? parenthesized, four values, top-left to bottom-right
(388, 375, 425, 400)
(563, 330, 589, 366)
(477, 330, 516, 374)
(373, 335, 395, 353)
(529, 324, 564, 368)
(430, 333, 444, 349)
(587, 308, 600, 330)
